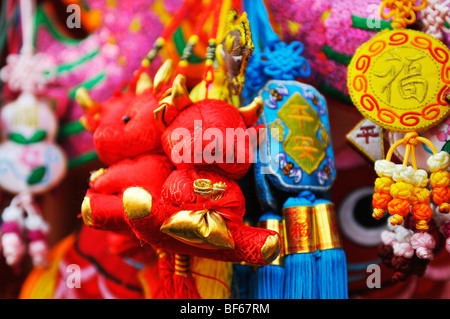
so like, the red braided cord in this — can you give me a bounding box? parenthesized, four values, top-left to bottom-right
(175, 1, 218, 76)
(210, 0, 223, 41)
(128, 0, 200, 90)
(160, 0, 199, 41)
(203, 0, 224, 97)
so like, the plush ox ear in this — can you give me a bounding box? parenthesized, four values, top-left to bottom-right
(238, 96, 264, 127)
(154, 74, 192, 130)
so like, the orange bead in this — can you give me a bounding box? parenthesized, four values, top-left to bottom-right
(433, 187, 450, 206)
(372, 192, 392, 209)
(388, 198, 410, 217)
(412, 203, 433, 222)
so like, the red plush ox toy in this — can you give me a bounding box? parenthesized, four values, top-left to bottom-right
(78, 64, 280, 280)
(122, 74, 281, 265)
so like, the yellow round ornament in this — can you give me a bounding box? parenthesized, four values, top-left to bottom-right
(347, 29, 450, 132)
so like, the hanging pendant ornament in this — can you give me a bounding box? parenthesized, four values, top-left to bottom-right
(348, 0, 450, 170)
(0, 0, 66, 270)
(241, 0, 347, 299)
(348, 1, 450, 133)
(347, 0, 450, 260)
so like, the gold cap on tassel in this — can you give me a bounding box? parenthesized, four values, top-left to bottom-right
(257, 218, 285, 266)
(313, 203, 342, 250)
(282, 206, 318, 255)
(174, 254, 191, 277)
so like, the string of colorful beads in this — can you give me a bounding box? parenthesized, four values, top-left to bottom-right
(428, 151, 450, 214)
(372, 160, 395, 220)
(410, 232, 436, 260)
(410, 169, 433, 231)
(387, 164, 415, 227)
(373, 151, 449, 230)
(381, 219, 414, 259)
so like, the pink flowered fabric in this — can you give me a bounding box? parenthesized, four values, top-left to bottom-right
(34, 0, 182, 161)
(267, 0, 450, 97)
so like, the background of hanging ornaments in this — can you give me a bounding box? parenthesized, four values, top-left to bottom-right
(1, 0, 449, 299)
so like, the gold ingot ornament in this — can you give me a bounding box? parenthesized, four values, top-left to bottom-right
(160, 179, 235, 250)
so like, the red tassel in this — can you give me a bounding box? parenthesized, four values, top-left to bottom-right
(157, 251, 201, 299)
(157, 249, 175, 298)
(173, 254, 201, 299)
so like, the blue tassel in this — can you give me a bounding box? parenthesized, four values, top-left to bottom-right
(249, 268, 258, 298)
(231, 263, 255, 299)
(284, 252, 318, 299)
(314, 199, 348, 299)
(316, 249, 348, 299)
(282, 191, 319, 299)
(254, 212, 285, 299)
(255, 264, 285, 299)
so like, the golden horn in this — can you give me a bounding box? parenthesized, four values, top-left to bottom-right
(238, 96, 264, 127)
(164, 74, 192, 112)
(136, 72, 152, 95)
(153, 59, 175, 95)
(79, 116, 93, 132)
(153, 103, 168, 131)
(75, 87, 97, 113)
(154, 74, 192, 129)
